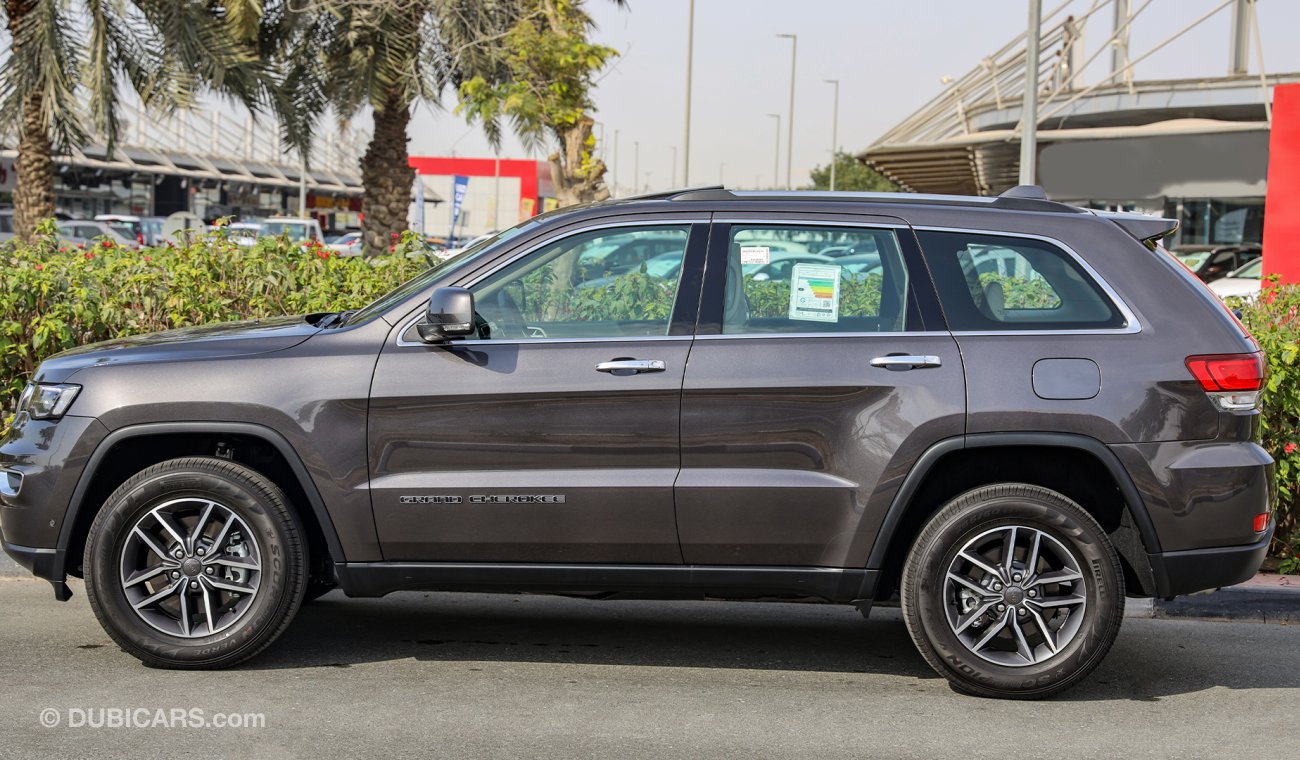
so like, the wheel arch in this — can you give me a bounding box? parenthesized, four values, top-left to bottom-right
(867, 433, 1161, 599)
(58, 422, 345, 580)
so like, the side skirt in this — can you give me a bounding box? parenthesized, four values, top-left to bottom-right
(334, 562, 877, 603)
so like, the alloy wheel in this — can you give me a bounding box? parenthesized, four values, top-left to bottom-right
(943, 525, 1088, 667)
(119, 498, 262, 638)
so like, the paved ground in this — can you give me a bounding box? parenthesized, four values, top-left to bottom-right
(1, 576, 1299, 759)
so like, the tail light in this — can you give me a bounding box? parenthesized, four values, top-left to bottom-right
(1253, 513, 1271, 533)
(1185, 353, 1265, 411)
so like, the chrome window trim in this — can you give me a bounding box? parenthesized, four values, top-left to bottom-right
(694, 331, 952, 341)
(911, 225, 1143, 337)
(396, 334, 695, 348)
(712, 217, 908, 229)
(394, 218, 703, 348)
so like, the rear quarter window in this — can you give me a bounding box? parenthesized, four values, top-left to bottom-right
(915, 230, 1125, 331)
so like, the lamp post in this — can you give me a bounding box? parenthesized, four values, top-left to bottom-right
(824, 79, 839, 191)
(777, 33, 797, 190)
(1020, 1, 1041, 186)
(682, 0, 695, 185)
(767, 113, 781, 188)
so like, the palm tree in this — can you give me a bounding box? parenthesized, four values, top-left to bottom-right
(279, 0, 525, 257)
(0, 1, 290, 241)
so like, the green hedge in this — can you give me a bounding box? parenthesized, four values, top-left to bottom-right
(0, 222, 430, 418)
(1, 225, 1297, 571)
(1233, 284, 1300, 573)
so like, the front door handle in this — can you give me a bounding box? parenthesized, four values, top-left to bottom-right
(596, 359, 666, 375)
(869, 355, 942, 370)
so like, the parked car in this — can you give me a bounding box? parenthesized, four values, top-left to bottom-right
(1207, 257, 1263, 302)
(260, 217, 323, 243)
(1, 186, 1271, 701)
(744, 252, 835, 281)
(140, 216, 166, 246)
(95, 214, 145, 247)
(226, 222, 262, 248)
(1172, 243, 1261, 283)
(327, 231, 363, 256)
(55, 220, 136, 248)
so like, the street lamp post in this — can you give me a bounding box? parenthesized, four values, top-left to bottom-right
(767, 113, 781, 189)
(1020, 0, 1042, 186)
(683, 0, 695, 186)
(777, 33, 797, 190)
(824, 79, 839, 191)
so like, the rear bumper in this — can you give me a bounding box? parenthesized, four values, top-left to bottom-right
(1147, 522, 1274, 598)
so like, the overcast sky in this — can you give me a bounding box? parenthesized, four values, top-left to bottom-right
(408, 0, 1300, 194)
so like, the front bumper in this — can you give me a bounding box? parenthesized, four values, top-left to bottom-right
(1147, 521, 1274, 598)
(1, 530, 73, 600)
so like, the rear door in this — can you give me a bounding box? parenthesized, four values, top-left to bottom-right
(676, 213, 965, 568)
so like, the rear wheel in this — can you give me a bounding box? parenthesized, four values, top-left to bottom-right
(84, 457, 307, 669)
(900, 483, 1124, 699)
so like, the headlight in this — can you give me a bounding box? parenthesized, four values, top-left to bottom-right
(16, 383, 81, 420)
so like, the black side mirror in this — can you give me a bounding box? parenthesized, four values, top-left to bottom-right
(416, 287, 475, 343)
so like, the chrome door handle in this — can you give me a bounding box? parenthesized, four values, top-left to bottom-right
(596, 359, 666, 374)
(869, 355, 942, 370)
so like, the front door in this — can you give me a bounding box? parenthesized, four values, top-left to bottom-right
(676, 215, 965, 568)
(368, 220, 707, 563)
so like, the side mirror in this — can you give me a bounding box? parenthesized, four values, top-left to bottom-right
(416, 287, 475, 343)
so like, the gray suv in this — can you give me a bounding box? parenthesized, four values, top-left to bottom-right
(0, 187, 1273, 699)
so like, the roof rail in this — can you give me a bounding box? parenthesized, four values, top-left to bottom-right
(667, 187, 1085, 214)
(619, 185, 725, 201)
(999, 185, 1048, 200)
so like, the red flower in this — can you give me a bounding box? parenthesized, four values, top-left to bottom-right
(143, 256, 151, 262)
(390, 233, 400, 239)
(389, 245, 396, 252)
(101, 240, 112, 248)
(58, 247, 66, 252)
(76, 243, 85, 249)
(84, 252, 95, 260)
(34, 264, 43, 271)
(1286, 443, 1297, 455)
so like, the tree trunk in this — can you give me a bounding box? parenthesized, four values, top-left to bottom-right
(8, 0, 55, 241)
(360, 91, 414, 258)
(548, 115, 609, 208)
(14, 92, 54, 242)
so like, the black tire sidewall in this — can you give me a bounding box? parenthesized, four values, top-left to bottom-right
(85, 460, 304, 667)
(905, 488, 1123, 697)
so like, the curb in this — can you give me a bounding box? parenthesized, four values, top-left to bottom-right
(1149, 585, 1299, 624)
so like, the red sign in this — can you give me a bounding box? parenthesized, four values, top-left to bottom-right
(1263, 84, 1300, 285)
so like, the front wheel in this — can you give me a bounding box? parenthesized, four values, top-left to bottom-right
(900, 483, 1124, 699)
(84, 457, 308, 669)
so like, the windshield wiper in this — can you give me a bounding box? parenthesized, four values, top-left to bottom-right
(317, 310, 357, 329)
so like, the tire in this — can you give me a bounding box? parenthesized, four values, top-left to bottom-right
(900, 483, 1124, 699)
(84, 457, 308, 669)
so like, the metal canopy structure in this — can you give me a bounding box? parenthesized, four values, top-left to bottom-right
(1, 99, 367, 196)
(862, 0, 1300, 196)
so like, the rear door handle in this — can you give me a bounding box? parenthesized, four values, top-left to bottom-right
(596, 359, 666, 374)
(869, 355, 942, 370)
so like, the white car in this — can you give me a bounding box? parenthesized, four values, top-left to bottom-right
(327, 231, 363, 256)
(260, 217, 323, 243)
(1207, 258, 1263, 302)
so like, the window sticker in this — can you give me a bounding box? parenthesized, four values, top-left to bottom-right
(789, 263, 842, 323)
(740, 246, 770, 265)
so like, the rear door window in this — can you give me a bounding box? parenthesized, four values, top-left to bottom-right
(915, 230, 1125, 331)
(721, 225, 913, 334)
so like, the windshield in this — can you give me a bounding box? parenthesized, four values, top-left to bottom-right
(344, 218, 542, 325)
(1232, 259, 1263, 279)
(261, 221, 316, 241)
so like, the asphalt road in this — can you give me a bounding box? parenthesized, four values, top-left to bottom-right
(1, 576, 1298, 759)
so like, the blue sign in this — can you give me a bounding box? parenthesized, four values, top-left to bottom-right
(449, 175, 469, 248)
